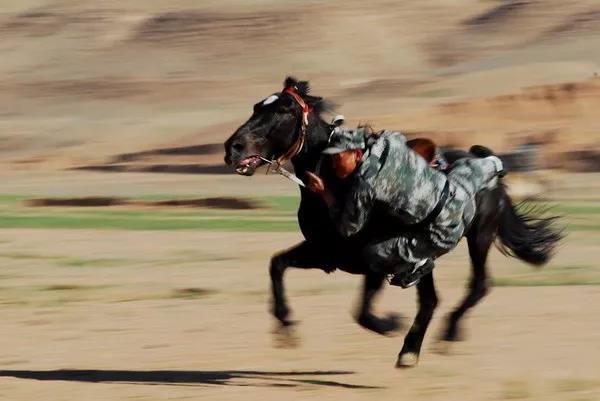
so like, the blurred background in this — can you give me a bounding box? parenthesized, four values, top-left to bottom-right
(0, 1, 599, 400)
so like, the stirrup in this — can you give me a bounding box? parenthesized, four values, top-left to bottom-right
(389, 259, 435, 289)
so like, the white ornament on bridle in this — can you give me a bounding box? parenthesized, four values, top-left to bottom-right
(262, 95, 279, 105)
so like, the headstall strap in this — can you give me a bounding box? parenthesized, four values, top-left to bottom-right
(274, 87, 313, 167)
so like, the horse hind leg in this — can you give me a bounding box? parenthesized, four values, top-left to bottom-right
(441, 225, 494, 343)
(396, 272, 438, 368)
(355, 272, 403, 336)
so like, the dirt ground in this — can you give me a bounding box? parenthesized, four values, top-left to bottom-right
(1, 1, 600, 399)
(0, 228, 598, 401)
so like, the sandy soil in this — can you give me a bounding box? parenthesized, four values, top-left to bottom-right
(0, 229, 598, 401)
(1, 1, 600, 399)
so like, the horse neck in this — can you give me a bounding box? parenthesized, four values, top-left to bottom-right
(290, 115, 330, 176)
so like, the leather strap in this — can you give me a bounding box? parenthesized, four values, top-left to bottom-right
(275, 87, 313, 166)
(415, 179, 450, 228)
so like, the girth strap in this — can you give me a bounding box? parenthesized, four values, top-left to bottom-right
(414, 179, 450, 228)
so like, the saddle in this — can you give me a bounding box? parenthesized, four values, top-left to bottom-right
(406, 138, 451, 229)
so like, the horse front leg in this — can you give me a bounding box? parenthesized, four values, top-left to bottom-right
(270, 241, 334, 342)
(355, 272, 403, 336)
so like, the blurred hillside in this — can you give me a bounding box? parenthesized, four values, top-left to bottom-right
(1, 0, 600, 172)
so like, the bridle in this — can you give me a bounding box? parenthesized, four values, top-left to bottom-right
(259, 86, 313, 186)
(274, 86, 313, 166)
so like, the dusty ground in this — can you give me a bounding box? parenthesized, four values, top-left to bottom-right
(0, 227, 598, 401)
(1, 1, 600, 400)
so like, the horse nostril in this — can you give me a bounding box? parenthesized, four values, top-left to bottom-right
(232, 142, 244, 152)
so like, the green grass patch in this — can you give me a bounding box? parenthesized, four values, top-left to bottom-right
(517, 201, 600, 217)
(515, 201, 600, 232)
(2, 197, 594, 233)
(0, 195, 30, 204)
(493, 265, 600, 287)
(547, 204, 600, 216)
(0, 195, 300, 231)
(262, 196, 300, 213)
(493, 277, 600, 287)
(0, 214, 298, 231)
(566, 223, 600, 232)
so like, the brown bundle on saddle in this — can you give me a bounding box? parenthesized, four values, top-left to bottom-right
(408, 138, 448, 171)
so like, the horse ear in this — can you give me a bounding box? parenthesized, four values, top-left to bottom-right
(283, 76, 298, 90)
(283, 76, 310, 96)
(407, 138, 436, 164)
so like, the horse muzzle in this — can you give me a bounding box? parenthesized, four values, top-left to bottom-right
(234, 155, 265, 176)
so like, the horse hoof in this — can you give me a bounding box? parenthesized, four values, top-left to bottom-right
(356, 312, 404, 337)
(440, 327, 465, 343)
(272, 305, 291, 324)
(368, 313, 404, 337)
(396, 352, 419, 368)
(433, 340, 453, 355)
(272, 324, 301, 349)
(384, 313, 404, 334)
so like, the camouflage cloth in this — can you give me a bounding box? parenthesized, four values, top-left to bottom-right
(322, 127, 367, 154)
(327, 130, 500, 274)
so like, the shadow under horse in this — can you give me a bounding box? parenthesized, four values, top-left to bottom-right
(0, 369, 379, 389)
(224, 77, 562, 367)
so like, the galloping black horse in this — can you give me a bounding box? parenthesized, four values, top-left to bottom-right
(224, 77, 561, 367)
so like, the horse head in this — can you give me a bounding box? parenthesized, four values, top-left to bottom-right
(224, 76, 332, 176)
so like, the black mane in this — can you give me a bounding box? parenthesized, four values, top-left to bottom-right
(283, 76, 335, 116)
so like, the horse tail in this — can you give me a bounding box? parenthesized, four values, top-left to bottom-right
(495, 183, 563, 266)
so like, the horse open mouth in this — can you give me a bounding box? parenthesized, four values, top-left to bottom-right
(235, 155, 265, 176)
